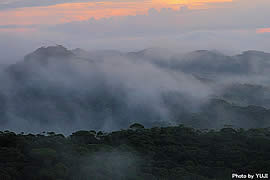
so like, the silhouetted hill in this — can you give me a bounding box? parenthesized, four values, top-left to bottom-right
(217, 83, 270, 108)
(25, 45, 74, 60)
(187, 98, 270, 129)
(170, 49, 270, 77)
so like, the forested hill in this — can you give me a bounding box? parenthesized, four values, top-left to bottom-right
(1, 125, 270, 180)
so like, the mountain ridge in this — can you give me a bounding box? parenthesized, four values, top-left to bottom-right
(1, 45, 270, 133)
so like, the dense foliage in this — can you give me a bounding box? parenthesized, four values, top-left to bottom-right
(1, 125, 270, 180)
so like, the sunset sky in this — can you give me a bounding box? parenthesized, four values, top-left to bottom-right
(0, 0, 234, 25)
(0, 0, 270, 62)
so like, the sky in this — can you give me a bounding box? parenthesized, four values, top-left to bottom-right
(0, 0, 270, 62)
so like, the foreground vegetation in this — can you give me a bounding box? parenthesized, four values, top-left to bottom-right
(1, 124, 270, 180)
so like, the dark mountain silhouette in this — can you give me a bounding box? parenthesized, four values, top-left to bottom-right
(171, 50, 270, 76)
(216, 83, 270, 108)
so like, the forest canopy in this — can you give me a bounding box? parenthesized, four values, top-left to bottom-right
(0, 124, 270, 180)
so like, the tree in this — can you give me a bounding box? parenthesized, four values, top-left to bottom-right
(129, 123, 144, 130)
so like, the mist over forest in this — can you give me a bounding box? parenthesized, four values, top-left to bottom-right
(1, 45, 270, 134)
(1, 0, 270, 179)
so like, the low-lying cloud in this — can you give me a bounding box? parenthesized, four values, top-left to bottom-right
(1, 46, 270, 134)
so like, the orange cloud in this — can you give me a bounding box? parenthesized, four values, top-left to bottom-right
(152, 0, 233, 9)
(0, 2, 147, 25)
(0, 0, 233, 26)
(257, 28, 270, 34)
